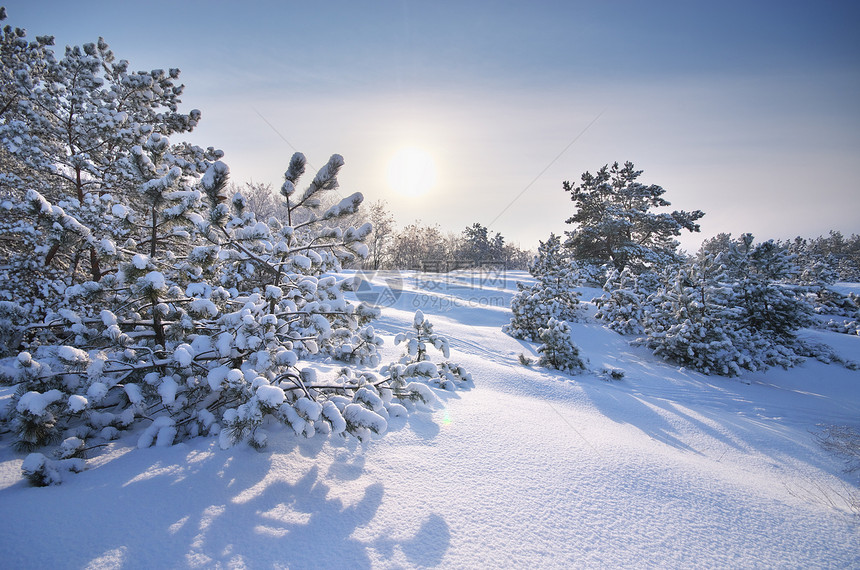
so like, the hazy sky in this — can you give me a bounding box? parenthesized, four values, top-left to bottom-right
(5, 0, 860, 251)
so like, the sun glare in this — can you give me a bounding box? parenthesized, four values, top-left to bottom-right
(386, 147, 437, 197)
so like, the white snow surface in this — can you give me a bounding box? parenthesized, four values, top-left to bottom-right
(1, 270, 859, 568)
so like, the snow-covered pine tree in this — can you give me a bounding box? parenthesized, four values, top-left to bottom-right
(637, 235, 815, 376)
(638, 255, 752, 376)
(234, 153, 381, 363)
(381, 310, 472, 391)
(0, 10, 59, 342)
(0, 7, 53, 204)
(721, 234, 812, 348)
(459, 222, 505, 266)
(528, 233, 568, 283)
(593, 268, 660, 336)
(777, 234, 860, 335)
(1, 146, 459, 484)
(504, 283, 552, 341)
(563, 161, 704, 275)
(787, 231, 860, 283)
(504, 233, 583, 340)
(0, 16, 468, 484)
(703, 232, 858, 338)
(785, 236, 839, 286)
(0, 11, 469, 486)
(0, 25, 212, 336)
(537, 317, 586, 374)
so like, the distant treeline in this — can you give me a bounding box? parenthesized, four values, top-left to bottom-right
(235, 183, 533, 271)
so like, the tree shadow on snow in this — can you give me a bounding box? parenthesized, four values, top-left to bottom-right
(168, 450, 452, 568)
(3, 433, 452, 569)
(572, 380, 707, 454)
(548, 363, 851, 482)
(403, 412, 442, 441)
(372, 513, 451, 567)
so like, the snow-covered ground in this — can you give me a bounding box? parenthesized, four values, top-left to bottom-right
(1, 270, 858, 568)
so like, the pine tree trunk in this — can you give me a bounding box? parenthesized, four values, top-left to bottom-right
(150, 207, 158, 258)
(44, 242, 61, 266)
(89, 248, 101, 281)
(74, 165, 103, 281)
(153, 310, 165, 348)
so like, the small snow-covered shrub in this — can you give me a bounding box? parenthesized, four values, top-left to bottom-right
(818, 319, 860, 337)
(381, 310, 473, 391)
(809, 287, 859, 319)
(504, 281, 582, 341)
(21, 453, 84, 487)
(598, 367, 625, 381)
(793, 339, 859, 370)
(537, 318, 586, 374)
(808, 287, 859, 336)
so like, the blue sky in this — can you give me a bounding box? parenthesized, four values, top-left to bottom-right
(5, 1, 860, 251)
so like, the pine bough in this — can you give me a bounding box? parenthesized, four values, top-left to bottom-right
(0, 151, 472, 485)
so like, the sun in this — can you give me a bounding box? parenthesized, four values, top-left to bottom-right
(386, 147, 437, 197)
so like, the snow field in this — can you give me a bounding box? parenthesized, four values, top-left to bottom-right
(0, 270, 857, 568)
